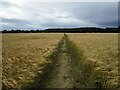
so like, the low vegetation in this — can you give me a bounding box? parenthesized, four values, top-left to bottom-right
(2, 33, 119, 89)
(0, 33, 2, 90)
(2, 33, 63, 89)
(67, 33, 118, 88)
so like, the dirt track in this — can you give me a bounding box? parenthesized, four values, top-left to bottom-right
(46, 37, 73, 88)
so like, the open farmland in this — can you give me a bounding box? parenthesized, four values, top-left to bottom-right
(67, 33, 118, 88)
(2, 33, 119, 89)
(0, 33, 2, 90)
(2, 33, 63, 89)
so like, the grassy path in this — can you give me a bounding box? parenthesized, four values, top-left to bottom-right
(45, 36, 73, 88)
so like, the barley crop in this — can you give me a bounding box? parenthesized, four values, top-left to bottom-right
(2, 33, 63, 88)
(68, 33, 118, 88)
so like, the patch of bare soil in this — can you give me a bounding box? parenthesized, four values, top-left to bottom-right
(46, 38, 73, 88)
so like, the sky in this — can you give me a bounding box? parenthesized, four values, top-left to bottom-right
(0, 0, 119, 30)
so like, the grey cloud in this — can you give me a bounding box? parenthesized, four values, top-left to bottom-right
(2, 25, 36, 30)
(1, 2, 18, 8)
(2, 18, 31, 24)
(1, 18, 32, 30)
(67, 2, 118, 27)
(1, 2, 118, 30)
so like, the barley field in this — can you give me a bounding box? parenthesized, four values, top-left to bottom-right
(0, 33, 2, 90)
(2, 33, 63, 88)
(2, 33, 119, 88)
(68, 33, 118, 88)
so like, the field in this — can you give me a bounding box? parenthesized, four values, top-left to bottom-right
(67, 33, 118, 88)
(2, 33, 119, 89)
(2, 33, 63, 88)
(0, 33, 2, 90)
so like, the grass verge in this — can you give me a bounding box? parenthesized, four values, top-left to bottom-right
(65, 34, 112, 88)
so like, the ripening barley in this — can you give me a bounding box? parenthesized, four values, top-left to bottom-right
(2, 33, 63, 88)
(68, 33, 118, 88)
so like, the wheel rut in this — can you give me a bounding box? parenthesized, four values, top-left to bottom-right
(46, 36, 73, 88)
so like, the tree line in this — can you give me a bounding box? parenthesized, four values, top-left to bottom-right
(1, 27, 119, 33)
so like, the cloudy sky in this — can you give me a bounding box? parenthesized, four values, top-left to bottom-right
(0, 0, 119, 30)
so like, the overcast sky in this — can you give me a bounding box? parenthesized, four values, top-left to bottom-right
(0, 0, 118, 30)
